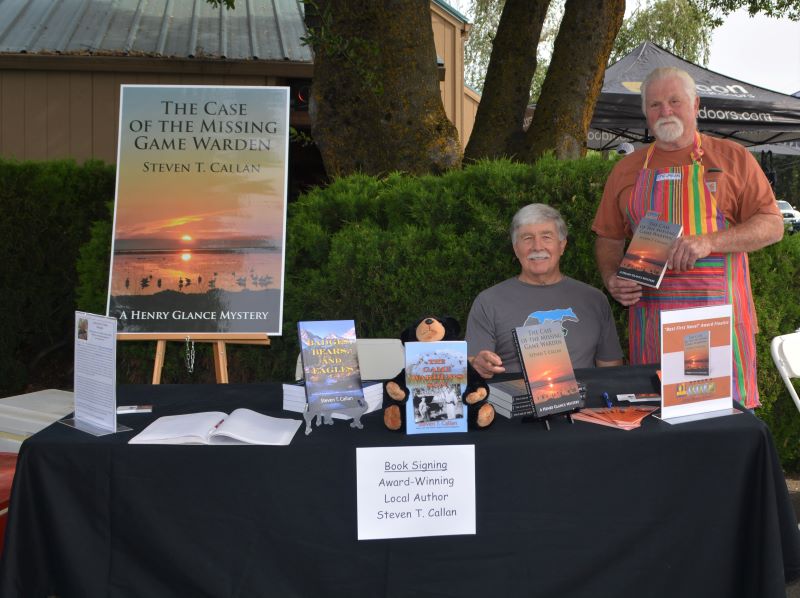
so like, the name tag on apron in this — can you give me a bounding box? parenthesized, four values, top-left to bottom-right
(656, 173, 682, 182)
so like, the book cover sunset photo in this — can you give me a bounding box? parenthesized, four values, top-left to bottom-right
(618, 237, 667, 278)
(683, 331, 710, 376)
(107, 86, 288, 334)
(515, 323, 581, 416)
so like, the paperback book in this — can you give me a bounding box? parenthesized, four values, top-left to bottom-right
(617, 210, 683, 288)
(512, 321, 583, 418)
(283, 381, 383, 418)
(571, 406, 658, 431)
(128, 409, 302, 445)
(489, 378, 587, 419)
(297, 320, 368, 423)
(404, 341, 468, 434)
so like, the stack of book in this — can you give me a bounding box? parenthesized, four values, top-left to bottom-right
(488, 379, 587, 419)
(487, 379, 534, 419)
(571, 405, 658, 431)
(282, 381, 384, 418)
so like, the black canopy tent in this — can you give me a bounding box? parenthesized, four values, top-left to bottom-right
(590, 42, 800, 150)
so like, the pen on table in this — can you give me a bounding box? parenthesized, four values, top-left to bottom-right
(602, 392, 613, 408)
(116, 404, 153, 414)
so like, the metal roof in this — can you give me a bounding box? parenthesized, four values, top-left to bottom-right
(0, 0, 312, 63)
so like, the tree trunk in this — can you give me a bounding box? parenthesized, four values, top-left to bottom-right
(525, 0, 625, 161)
(305, 0, 461, 177)
(463, 0, 550, 162)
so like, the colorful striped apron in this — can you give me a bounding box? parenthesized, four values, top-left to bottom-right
(626, 133, 759, 407)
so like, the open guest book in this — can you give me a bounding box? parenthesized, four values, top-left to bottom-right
(128, 409, 302, 445)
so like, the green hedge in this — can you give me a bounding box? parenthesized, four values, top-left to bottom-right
(67, 156, 800, 470)
(0, 159, 115, 397)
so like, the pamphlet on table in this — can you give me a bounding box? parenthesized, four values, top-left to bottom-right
(71, 311, 121, 435)
(659, 304, 733, 422)
(129, 409, 302, 445)
(617, 211, 682, 289)
(572, 406, 658, 430)
(404, 341, 468, 434)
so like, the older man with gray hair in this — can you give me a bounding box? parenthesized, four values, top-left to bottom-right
(466, 203, 623, 378)
(592, 66, 784, 409)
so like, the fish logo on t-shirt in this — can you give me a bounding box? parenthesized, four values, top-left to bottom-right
(524, 308, 579, 335)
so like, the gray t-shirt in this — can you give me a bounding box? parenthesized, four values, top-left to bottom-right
(465, 276, 623, 372)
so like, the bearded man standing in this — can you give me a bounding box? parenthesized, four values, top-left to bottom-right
(592, 67, 784, 409)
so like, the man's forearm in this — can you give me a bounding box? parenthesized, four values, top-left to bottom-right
(704, 213, 784, 254)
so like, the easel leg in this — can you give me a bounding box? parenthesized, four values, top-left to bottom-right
(152, 340, 166, 384)
(213, 341, 229, 384)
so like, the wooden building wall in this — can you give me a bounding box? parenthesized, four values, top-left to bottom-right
(0, 4, 478, 163)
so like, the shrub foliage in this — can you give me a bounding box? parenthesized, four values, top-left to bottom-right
(0, 159, 114, 396)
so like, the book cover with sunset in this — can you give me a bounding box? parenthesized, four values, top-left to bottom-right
(106, 85, 289, 334)
(512, 322, 582, 418)
(683, 331, 710, 376)
(617, 212, 682, 289)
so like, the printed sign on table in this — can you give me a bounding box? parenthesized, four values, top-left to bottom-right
(660, 304, 732, 421)
(356, 445, 476, 540)
(107, 85, 289, 335)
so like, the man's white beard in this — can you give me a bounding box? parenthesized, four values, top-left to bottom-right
(654, 116, 684, 143)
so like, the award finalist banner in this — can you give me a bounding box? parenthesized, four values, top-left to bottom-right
(107, 85, 289, 335)
(660, 304, 733, 420)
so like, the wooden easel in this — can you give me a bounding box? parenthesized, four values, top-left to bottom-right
(117, 333, 270, 384)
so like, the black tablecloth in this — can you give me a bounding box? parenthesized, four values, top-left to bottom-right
(1, 365, 798, 598)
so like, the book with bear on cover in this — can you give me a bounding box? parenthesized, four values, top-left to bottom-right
(404, 341, 468, 434)
(128, 409, 302, 445)
(512, 321, 583, 418)
(297, 320, 367, 417)
(617, 210, 683, 288)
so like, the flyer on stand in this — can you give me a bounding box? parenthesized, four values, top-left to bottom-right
(659, 304, 733, 422)
(71, 311, 120, 435)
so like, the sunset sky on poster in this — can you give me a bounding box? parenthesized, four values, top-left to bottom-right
(114, 86, 287, 244)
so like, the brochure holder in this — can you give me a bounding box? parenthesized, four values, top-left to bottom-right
(117, 333, 270, 384)
(59, 417, 132, 437)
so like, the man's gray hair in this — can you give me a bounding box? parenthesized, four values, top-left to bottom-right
(640, 67, 697, 113)
(510, 203, 567, 244)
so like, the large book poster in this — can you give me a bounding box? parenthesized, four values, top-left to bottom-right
(107, 85, 289, 335)
(660, 304, 732, 420)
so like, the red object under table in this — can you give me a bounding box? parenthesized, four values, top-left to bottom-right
(0, 452, 19, 558)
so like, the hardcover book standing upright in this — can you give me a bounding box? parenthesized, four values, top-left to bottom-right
(512, 322, 583, 418)
(297, 320, 367, 429)
(617, 211, 683, 288)
(404, 341, 468, 435)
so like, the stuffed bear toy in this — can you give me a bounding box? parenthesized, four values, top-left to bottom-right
(383, 315, 495, 431)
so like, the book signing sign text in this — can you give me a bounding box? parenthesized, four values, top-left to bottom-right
(356, 445, 476, 540)
(107, 85, 289, 335)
